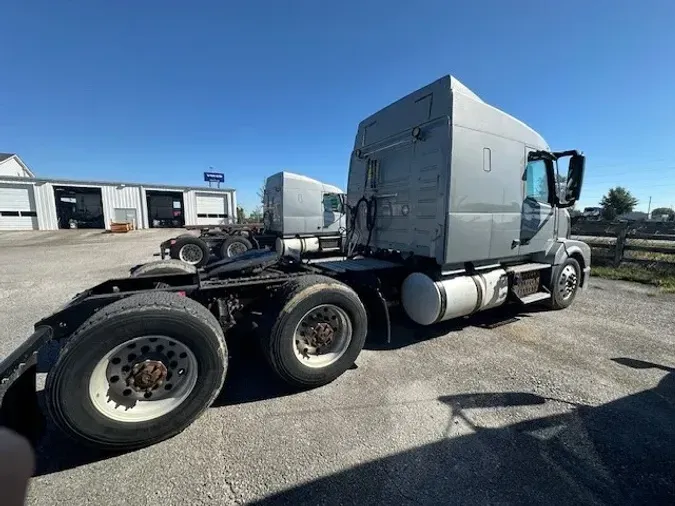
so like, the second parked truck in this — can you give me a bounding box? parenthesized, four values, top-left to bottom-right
(158, 171, 347, 267)
(0, 75, 590, 451)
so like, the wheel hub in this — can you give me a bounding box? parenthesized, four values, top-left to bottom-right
(308, 322, 335, 350)
(179, 244, 203, 264)
(293, 304, 353, 368)
(89, 335, 199, 423)
(558, 264, 578, 300)
(127, 360, 167, 392)
(227, 242, 247, 257)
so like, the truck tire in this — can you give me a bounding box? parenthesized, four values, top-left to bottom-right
(260, 275, 367, 389)
(547, 257, 581, 310)
(131, 259, 198, 277)
(169, 236, 210, 267)
(219, 236, 253, 259)
(44, 292, 227, 451)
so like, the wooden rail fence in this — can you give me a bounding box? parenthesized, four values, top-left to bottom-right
(571, 219, 675, 268)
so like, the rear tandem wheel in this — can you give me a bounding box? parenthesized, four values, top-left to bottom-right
(169, 236, 210, 267)
(260, 275, 368, 389)
(44, 292, 227, 451)
(219, 236, 253, 259)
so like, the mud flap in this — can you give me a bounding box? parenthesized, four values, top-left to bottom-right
(0, 326, 52, 448)
(0, 361, 43, 447)
(352, 284, 391, 344)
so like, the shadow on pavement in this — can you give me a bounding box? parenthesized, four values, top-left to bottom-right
(252, 359, 675, 505)
(365, 302, 545, 351)
(33, 410, 119, 476)
(212, 337, 297, 408)
(213, 303, 542, 408)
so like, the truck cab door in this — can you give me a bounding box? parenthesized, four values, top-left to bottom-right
(322, 193, 342, 232)
(517, 148, 556, 257)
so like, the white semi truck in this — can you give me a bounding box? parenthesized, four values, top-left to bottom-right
(157, 171, 346, 267)
(0, 75, 589, 452)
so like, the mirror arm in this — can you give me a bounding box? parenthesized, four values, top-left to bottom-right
(551, 150, 580, 160)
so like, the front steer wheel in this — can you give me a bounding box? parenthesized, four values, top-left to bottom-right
(45, 292, 228, 451)
(547, 257, 582, 310)
(260, 275, 367, 389)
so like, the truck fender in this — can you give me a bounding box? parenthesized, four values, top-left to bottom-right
(537, 240, 591, 288)
(561, 240, 592, 288)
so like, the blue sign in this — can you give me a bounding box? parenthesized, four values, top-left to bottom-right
(204, 172, 224, 183)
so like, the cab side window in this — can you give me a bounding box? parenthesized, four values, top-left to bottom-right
(525, 160, 550, 203)
(323, 193, 341, 213)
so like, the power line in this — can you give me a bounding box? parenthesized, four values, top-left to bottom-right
(581, 157, 674, 170)
(582, 183, 675, 191)
(583, 166, 675, 179)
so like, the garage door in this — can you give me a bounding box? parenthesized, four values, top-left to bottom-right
(195, 193, 228, 226)
(0, 184, 38, 230)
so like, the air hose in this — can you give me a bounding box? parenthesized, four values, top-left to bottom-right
(346, 195, 377, 258)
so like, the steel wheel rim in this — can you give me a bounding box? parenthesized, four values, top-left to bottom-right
(293, 304, 352, 368)
(227, 242, 248, 257)
(88, 335, 198, 423)
(558, 264, 578, 300)
(179, 244, 204, 264)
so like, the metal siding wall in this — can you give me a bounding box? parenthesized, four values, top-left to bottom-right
(223, 191, 230, 216)
(0, 179, 237, 230)
(229, 191, 236, 224)
(184, 190, 197, 226)
(33, 182, 58, 230)
(140, 187, 149, 228)
(101, 184, 145, 229)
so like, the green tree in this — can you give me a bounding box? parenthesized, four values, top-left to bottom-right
(248, 207, 263, 223)
(599, 186, 638, 220)
(651, 207, 675, 221)
(236, 206, 245, 224)
(257, 181, 266, 205)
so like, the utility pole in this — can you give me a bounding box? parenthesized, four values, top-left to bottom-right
(647, 196, 652, 216)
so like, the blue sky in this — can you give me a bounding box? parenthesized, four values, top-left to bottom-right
(2, 1, 675, 213)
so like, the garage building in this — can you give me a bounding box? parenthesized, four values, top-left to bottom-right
(0, 154, 237, 231)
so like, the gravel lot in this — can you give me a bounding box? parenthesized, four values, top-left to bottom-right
(1, 230, 674, 505)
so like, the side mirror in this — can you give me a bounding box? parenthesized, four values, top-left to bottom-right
(561, 154, 585, 206)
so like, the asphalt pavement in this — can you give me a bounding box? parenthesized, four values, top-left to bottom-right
(0, 230, 673, 505)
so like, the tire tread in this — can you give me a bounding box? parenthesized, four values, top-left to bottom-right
(46, 292, 227, 450)
(131, 259, 198, 277)
(261, 275, 366, 388)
